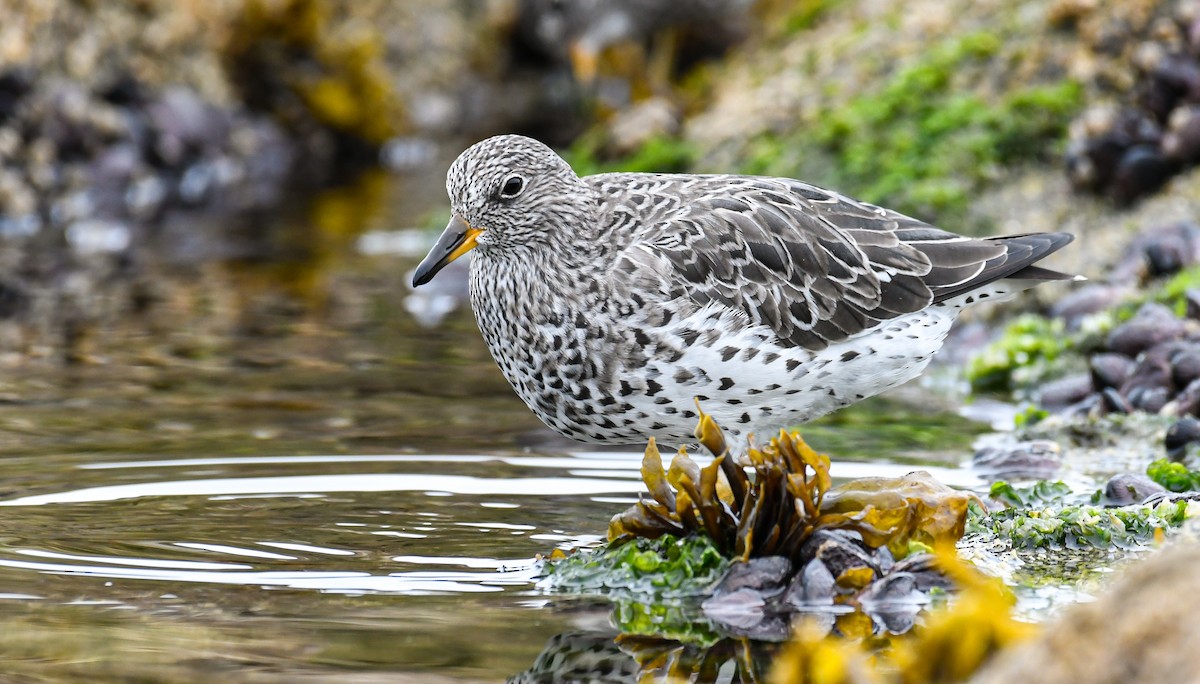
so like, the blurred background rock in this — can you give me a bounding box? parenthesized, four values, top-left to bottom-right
(0, 0, 1196, 370)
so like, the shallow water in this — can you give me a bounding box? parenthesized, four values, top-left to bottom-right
(0, 377, 981, 681)
(0, 168, 1100, 682)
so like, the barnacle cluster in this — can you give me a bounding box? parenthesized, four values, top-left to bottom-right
(1065, 2, 1200, 204)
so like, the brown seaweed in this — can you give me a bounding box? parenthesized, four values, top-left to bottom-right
(609, 405, 975, 564)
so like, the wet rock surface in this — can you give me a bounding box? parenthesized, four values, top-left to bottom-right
(1165, 415, 1200, 460)
(974, 440, 1063, 481)
(971, 530, 1200, 684)
(1102, 472, 1167, 506)
(1065, 3, 1200, 205)
(1027, 225, 1200, 424)
(700, 529, 948, 640)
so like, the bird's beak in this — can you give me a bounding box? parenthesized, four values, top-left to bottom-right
(412, 214, 482, 287)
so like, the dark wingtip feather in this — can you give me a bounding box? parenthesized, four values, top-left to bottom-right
(1009, 264, 1076, 281)
(930, 231, 1078, 303)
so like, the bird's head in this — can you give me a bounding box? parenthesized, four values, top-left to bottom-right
(412, 134, 590, 287)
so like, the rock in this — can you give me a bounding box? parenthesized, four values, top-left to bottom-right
(98, 72, 148, 107)
(1165, 416, 1200, 460)
(0, 68, 33, 123)
(1036, 373, 1094, 410)
(710, 556, 791, 597)
(1090, 353, 1135, 389)
(1132, 385, 1171, 413)
(1063, 392, 1102, 418)
(974, 440, 1062, 481)
(1050, 284, 1132, 325)
(1171, 345, 1200, 388)
(785, 557, 836, 607)
(1106, 309, 1186, 357)
(1066, 135, 1126, 192)
(1111, 144, 1177, 205)
(871, 604, 920, 635)
(700, 587, 766, 629)
(856, 573, 924, 635)
(1103, 473, 1167, 506)
(796, 529, 880, 583)
(870, 543, 895, 576)
(970, 537, 1200, 684)
(1101, 387, 1134, 414)
(1119, 349, 1174, 406)
(1163, 106, 1200, 162)
(1138, 78, 1179, 123)
(857, 572, 919, 605)
(1186, 289, 1200, 321)
(1066, 109, 1162, 194)
(1170, 377, 1200, 416)
(1152, 54, 1200, 105)
(889, 553, 955, 592)
(1131, 222, 1200, 282)
(1144, 232, 1191, 276)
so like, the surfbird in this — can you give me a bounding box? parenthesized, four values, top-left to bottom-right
(412, 134, 1077, 446)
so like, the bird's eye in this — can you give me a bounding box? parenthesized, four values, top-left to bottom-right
(498, 174, 525, 199)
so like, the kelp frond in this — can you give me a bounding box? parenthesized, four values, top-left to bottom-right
(609, 406, 975, 563)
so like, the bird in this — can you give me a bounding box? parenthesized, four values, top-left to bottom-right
(412, 134, 1077, 447)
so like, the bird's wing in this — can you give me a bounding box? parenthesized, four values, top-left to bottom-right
(598, 174, 1067, 351)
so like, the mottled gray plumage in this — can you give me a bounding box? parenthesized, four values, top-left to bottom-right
(413, 135, 1076, 446)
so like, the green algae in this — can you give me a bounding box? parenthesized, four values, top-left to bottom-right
(988, 480, 1073, 509)
(1013, 405, 1050, 429)
(970, 495, 1196, 550)
(612, 600, 724, 646)
(741, 33, 1081, 222)
(965, 314, 1076, 393)
(566, 134, 697, 177)
(1147, 458, 1200, 492)
(967, 265, 1200, 395)
(544, 535, 729, 599)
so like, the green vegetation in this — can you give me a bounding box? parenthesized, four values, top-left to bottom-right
(611, 599, 724, 645)
(772, 0, 845, 36)
(742, 33, 1081, 222)
(565, 134, 697, 177)
(970, 488, 1196, 549)
(544, 534, 728, 599)
(988, 480, 1072, 508)
(965, 314, 1077, 392)
(966, 265, 1200, 395)
(1013, 405, 1050, 429)
(1147, 458, 1200, 492)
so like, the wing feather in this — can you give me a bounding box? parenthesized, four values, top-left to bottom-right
(593, 174, 1073, 351)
